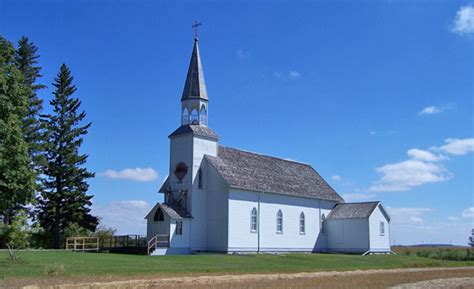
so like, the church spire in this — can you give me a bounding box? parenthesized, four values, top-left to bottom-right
(181, 37, 208, 101)
(180, 25, 209, 126)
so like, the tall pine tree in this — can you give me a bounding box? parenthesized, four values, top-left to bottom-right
(0, 36, 36, 225)
(15, 36, 46, 175)
(38, 64, 97, 249)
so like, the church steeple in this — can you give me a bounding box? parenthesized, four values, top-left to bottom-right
(181, 38, 208, 101)
(181, 35, 208, 126)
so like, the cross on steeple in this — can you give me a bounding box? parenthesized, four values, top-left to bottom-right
(192, 20, 202, 40)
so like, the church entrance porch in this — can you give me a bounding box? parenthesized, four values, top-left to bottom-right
(145, 203, 192, 255)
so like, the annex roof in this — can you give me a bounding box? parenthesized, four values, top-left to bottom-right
(326, 202, 381, 220)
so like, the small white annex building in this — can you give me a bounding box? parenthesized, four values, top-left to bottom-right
(145, 36, 391, 255)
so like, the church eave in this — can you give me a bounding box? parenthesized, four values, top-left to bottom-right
(168, 124, 219, 140)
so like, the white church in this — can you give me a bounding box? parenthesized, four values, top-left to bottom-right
(145, 35, 391, 256)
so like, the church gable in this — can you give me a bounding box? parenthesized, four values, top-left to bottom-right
(145, 203, 192, 220)
(205, 146, 343, 202)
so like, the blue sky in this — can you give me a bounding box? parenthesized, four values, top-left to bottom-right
(1, 1, 473, 245)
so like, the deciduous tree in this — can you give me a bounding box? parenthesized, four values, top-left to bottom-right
(0, 36, 36, 226)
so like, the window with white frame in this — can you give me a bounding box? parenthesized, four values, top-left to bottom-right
(276, 210, 283, 234)
(198, 168, 203, 189)
(321, 214, 326, 234)
(299, 212, 305, 234)
(250, 207, 257, 232)
(176, 220, 183, 235)
(380, 221, 385, 236)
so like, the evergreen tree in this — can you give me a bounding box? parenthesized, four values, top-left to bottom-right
(15, 36, 46, 175)
(0, 36, 36, 225)
(38, 64, 98, 249)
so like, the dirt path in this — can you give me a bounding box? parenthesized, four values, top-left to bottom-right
(391, 277, 474, 289)
(4, 267, 474, 289)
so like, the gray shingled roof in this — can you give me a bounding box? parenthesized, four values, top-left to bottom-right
(169, 124, 219, 139)
(326, 202, 380, 220)
(145, 203, 192, 220)
(205, 146, 343, 202)
(159, 203, 192, 219)
(181, 39, 208, 101)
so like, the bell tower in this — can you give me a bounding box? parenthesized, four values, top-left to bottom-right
(166, 29, 218, 251)
(180, 36, 208, 127)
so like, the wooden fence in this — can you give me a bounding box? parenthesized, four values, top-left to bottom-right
(65, 235, 147, 253)
(65, 237, 100, 252)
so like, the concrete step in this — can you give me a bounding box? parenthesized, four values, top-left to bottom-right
(150, 247, 190, 256)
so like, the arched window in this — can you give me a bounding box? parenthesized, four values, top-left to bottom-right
(175, 220, 183, 235)
(321, 214, 326, 234)
(154, 207, 164, 222)
(182, 108, 189, 125)
(190, 109, 199, 124)
(198, 168, 203, 189)
(276, 210, 283, 234)
(250, 207, 257, 232)
(299, 212, 305, 234)
(199, 105, 207, 125)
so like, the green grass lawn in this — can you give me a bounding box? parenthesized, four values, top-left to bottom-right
(0, 250, 473, 280)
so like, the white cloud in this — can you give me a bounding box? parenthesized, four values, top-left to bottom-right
(418, 106, 441, 115)
(369, 138, 474, 192)
(407, 148, 446, 162)
(452, 4, 474, 35)
(273, 72, 283, 78)
(462, 207, 474, 218)
(342, 193, 376, 202)
(92, 200, 151, 235)
(368, 130, 397, 136)
(388, 208, 474, 245)
(387, 207, 432, 225)
(434, 138, 474, 156)
(236, 49, 249, 59)
(369, 159, 451, 192)
(289, 71, 301, 79)
(102, 168, 158, 182)
(390, 218, 471, 246)
(331, 175, 342, 181)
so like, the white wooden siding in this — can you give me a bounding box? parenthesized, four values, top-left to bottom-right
(169, 134, 218, 251)
(326, 218, 369, 253)
(146, 209, 170, 240)
(228, 189, 337, 252)
(368, 205, 391, 251)
(169, 219, 191, 249)
(205, 159, 229, 251)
